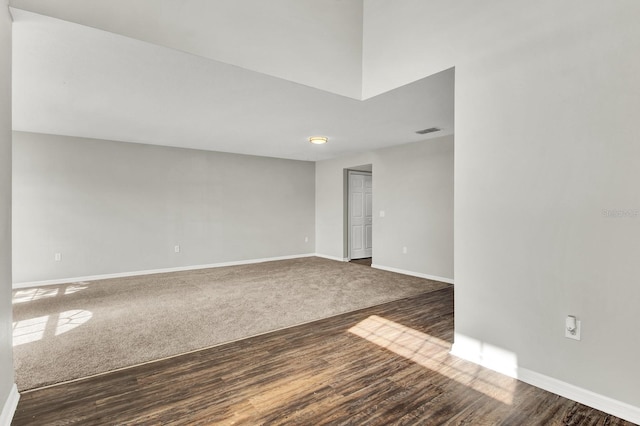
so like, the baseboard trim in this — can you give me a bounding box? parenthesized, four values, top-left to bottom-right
(517, 367, 640, 424)
(450, 340, 518, 378)
(13, 253, 316, 289)
(0, 384, 19, 426)
(371, 264, 454, 284)
(314, 253, 348, 262)
(450, 343, 640, 424)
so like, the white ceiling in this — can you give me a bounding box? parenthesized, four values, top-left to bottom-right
(11, 7, 454, 162)
(10, 0, 365, 98)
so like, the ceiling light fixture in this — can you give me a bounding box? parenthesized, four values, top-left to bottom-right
(308, 136, 328, 145)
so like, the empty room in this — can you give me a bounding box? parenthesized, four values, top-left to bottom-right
(1, 1, 639, 425)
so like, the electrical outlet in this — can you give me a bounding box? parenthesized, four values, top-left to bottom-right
(174, 245, 180, 253)
(565, 318, 581, 341)
(54, 253, 61, 262)
(304, 236, 309, 243)
(379, 210, 385, 218)
(402, 246, 407, 254)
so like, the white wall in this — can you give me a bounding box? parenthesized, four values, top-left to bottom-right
(0, 0, 16, 421)
(9, 0, 364, 99)
(315, 136, 454, 282)
(12, 132, 316, 284)
(316, 151, 373, 260)
(374, 138, 453, 280)
(364, 0, 640, 411)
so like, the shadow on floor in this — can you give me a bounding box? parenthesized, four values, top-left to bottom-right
(350, 258, 372, 267)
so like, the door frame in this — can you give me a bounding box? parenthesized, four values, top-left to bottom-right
(347, 169, 372, 261)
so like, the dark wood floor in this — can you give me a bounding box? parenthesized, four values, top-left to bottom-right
(13, 287, 634, 425)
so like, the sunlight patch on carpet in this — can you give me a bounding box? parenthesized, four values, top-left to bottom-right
(13, 310, 93, 346)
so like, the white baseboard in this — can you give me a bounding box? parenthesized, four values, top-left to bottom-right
(314, 253, 348, 262)
(450, 338, 518, 378)
(0, 384, 19, 426)
(517, 367, 640, 424)
(13, 253, 316, 289)
(371, 264, 454, 284)
(450, 342, 640, 424)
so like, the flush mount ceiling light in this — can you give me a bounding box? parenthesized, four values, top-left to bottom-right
(308, 136, 328, 145)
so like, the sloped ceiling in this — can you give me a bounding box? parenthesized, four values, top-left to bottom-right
(10, 2, 454, 161)
(10, 0, 365, 99)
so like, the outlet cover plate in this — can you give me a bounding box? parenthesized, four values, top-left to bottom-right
(565, 320, 581, 340)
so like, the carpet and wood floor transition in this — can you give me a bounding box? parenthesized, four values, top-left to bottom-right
(12, 258, 634, 425)
(13, 257, 446, 391)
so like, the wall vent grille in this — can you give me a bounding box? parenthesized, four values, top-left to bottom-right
(415, 127, 441, 135)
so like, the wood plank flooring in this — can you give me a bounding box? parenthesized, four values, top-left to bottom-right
(13, 287, 635, 425)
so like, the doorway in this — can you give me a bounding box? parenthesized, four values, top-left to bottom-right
(348, 170, 373, 260)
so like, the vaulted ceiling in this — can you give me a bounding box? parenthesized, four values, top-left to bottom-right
(10, 1, 454, 161)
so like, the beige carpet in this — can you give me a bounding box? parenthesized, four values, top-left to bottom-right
(12, 257, 450, 390)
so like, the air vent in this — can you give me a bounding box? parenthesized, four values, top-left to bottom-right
(415, 127, 441, 135)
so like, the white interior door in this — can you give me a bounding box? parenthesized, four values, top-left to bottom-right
(349, 171, 373, 259)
